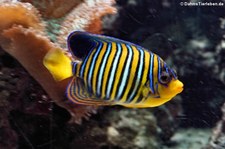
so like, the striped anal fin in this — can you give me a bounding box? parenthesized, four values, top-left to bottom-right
(66, 77, 113, 106)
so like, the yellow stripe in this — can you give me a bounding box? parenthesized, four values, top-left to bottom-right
(67, 78, 83, 104)
(76, 62, 81, 77)
(67, 81, 74, 102)
(130, 50, 150, 104)
(139, 52, 157, 103)
(92, 42, 107, 94)
(153, 54, 159, 85)
(101, 42, 117, 98)
(83, 47, 97, 86)
(110, 43, 128, 100)
(68, 78, 107, 105)
(120, 45, 139, 102)
(130, 86, 143, 104)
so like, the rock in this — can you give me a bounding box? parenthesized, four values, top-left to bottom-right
(68, 107, 176, 149)
(103, 108, 161, 149)
(0, 80, 5, 89)
(204, 103, 225, 149)
(162, 128, 211, 149)
(107, 126, 120, 144)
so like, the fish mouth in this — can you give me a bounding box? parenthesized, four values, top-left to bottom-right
(176, 86, 183, 93)
(173, 80, 184, 94)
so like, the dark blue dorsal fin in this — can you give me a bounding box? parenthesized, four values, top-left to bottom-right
(67, 31, 98, 59)
(67, 31, 143, 59)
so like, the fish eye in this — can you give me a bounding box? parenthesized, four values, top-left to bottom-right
(159, 71, 170, 84)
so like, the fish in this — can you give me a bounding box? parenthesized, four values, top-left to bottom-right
(43, 31, 183, 108)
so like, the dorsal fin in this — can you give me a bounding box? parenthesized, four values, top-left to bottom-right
(67, 31, 98, 59)
(67, 31, 142, 59)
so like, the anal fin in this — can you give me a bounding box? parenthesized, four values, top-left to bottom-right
(66, 77, 113, 106)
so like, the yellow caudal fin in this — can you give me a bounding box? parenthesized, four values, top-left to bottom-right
(43, 48, 73, 81)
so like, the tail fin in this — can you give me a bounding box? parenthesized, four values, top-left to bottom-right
(43, 48, 73, 81)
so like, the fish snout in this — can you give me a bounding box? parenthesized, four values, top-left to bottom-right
(175, 80, 183, 93)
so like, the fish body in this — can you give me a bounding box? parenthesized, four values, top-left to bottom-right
(44, 31, 183, 108)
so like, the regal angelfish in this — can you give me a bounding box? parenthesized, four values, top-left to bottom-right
(43, 31, 183, 108)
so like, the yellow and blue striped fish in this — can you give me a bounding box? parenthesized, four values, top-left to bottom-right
(44, 31, 183, 108)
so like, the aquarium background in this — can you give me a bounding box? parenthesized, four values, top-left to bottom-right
(0, 0, 225, 149)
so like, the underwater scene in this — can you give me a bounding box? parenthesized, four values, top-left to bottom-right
(0, 0, 225, 149)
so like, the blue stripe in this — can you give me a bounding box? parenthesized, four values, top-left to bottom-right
(155, 82, 160, 96)
(76, 79, 82, 98)
(106, 43, 122, 98)
(127, 48, 143, 102)
(149, 53, 155, 94)
(116, 44, 133, 100)
(87, 42, 103, 86)
(164, 63, 169, 74)
(72, 62, 77, 75)
(97, 43, 112, 95)
(170, 69, 177, 79)
(68, 79, 80, 103)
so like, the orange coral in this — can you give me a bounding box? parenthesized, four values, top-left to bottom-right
(0, 2, 45, 53)
(58, 0, 117, 47)
(0, 1, 116, 123)
(0, 2, 44, 31)
(2, 26, 61, 99)
(2, 26, 98, 124)
(20, 0, 84, 18)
